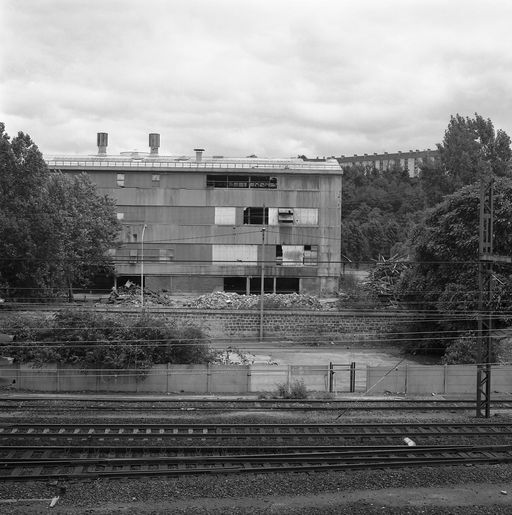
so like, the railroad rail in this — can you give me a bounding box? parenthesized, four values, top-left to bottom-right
(2, 444, 512, 481)
(3, 397, 512, 412)
(2, 422, 512, 445)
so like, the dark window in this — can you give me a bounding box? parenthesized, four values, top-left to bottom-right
(276, 278, 299, 293)
(243, 207, 268, 225)
(276, 245, 283, 265)
(250, 277, 274, 294)
(207, 175, 277, 189)
(224, 277, 246, 294)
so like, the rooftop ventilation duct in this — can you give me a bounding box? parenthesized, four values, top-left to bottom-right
(149, 133, 160, 155)
(194, 148, 205, 163)
(97, 132, 108, 155)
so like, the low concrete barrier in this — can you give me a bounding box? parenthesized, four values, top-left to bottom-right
(366, 364, 512, 395)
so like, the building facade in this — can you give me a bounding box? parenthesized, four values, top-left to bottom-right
(45, 133, 343, 295)
(337, 148, 438, 176)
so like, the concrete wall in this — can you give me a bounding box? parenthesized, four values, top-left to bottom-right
(366, 365, 512, 395)
(0, 363, 329, 394)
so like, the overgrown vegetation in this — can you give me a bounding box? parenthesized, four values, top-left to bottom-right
(0, 310, 212, 370)
(0, 123, 120, 301)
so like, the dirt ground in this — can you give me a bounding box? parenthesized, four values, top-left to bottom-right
(4, 482, 512, 514)
(237, 340, 440, 367)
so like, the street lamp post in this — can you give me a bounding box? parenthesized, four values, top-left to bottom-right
(141, 224, 147, 309)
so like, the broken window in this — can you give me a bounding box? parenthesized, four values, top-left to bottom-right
(243, 207, 268, 225)
(278, 208, 294, 224)
(276, 245, 318, 266)
(207, 175, 277, 189)
(276, 245, 283, 265)
(116, 173, 125, 187)
(152, 174, 160, 186)
(303, 245, 318, 265)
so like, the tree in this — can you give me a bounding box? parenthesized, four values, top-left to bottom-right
(0, 123, 120, 300)
(420, 113, 512, 200)
(396, 178, 512, 356)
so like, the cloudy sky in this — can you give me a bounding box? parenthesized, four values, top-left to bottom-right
(1, 0, 512, 159)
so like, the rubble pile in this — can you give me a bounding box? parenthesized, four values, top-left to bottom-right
(107, 281, 179, 306)
(368, 254, 409, 298)
(188, 292, 322, 310)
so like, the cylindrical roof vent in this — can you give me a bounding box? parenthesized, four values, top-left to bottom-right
(149, 133, 160, 155)
(97, 132, 108, 155)
(194, 148, 204, 163)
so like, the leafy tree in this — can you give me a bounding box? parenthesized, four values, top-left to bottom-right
(341, 165, 426, 261)
(396, 178, 512, 356)
(420, 113, 511, 198)
(0, 123, 120, 300)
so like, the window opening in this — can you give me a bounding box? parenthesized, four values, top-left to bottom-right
(207, 175, 277, 189)
(152, 174, 160, 186)
(224, 277, 247, 294)
(276, 277, 299, 293)
(243, 207, 268, 225)
(249, 277, 274, 294)
(304, 245, 318, 265)
(276, 245, 283, 265)
(116, 173, 125, 187)
(278, 208, 294, 224)
(116, 212, 125, 220)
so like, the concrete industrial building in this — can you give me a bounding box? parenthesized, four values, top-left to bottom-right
(45, 133, 343, 294)
(337, 148, 439, 176)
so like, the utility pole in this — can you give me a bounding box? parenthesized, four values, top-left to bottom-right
(141, 224, 147, 309)
(477, 179, 494, 418)
(259, 212, 266, 342)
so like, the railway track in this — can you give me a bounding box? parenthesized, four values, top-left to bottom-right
(3, 397, 512, 412)
(2, 444, 512, 481)
(2, 422, 512, 445)
(3, 421, 512, 480)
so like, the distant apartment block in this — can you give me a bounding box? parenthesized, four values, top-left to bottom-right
(45, 134, 343, 294)
(337, 148, 439, 177)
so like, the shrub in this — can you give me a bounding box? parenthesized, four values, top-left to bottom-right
(289, 380, 308, 399)
(0, 310, 211, 370)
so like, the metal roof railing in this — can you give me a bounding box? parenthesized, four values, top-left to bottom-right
(45, 157, 342, 172)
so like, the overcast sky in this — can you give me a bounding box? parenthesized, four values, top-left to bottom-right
(1, 0, 512, 159)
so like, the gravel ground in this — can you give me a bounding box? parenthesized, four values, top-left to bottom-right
(2, 406, 512, 513)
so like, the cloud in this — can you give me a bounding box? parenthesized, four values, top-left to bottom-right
(1, 0, 512, 158)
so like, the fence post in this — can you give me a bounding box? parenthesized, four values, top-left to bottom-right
(443, 364, 447, 394)
(350, 362, 356, 393)
(167, 363, 170, 394)
(328, 362, 334, 393)
(405, 364, 408, 395)
(207, 363, 211, 394)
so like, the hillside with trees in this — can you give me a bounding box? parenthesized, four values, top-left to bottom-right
(341, 113, 512, 263)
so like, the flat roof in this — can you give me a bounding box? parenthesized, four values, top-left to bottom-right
(45, 153, 342, 173)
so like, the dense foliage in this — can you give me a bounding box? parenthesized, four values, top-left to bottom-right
(341, 165, 426, 261)
(1, 310, 212, 369)
(395, 178, 512, 360)
(0, 123, 120, 300)
(341, 113, 512, 262)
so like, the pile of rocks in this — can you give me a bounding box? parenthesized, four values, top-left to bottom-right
(188, 292, 323, 310)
